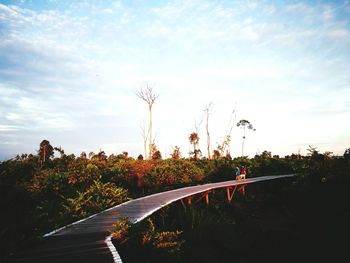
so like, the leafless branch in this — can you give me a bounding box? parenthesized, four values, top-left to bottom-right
(136, 83, 159, 109)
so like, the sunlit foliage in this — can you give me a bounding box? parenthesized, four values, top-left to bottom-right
(143, 159, 204, 190)
(64, 180, 128, 219)
(0, 140, 350, 261)
(112, 217, 184, 256)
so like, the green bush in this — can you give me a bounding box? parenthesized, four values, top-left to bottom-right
(143, 159, 204, 190)
(112, 217, 184, 255)
(65, 180, 128, 219)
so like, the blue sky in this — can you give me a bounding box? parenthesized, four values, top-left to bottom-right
(1, 0, 350, 160)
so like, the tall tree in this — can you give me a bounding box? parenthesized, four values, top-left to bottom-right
(38, 140, 54, 164)
(204, 103, 212, 159)
(140, 121, 149, 160)
(189, 132, 200, 160)
(219, 105, 236, 156)
(236, 119, 256, 157)
(137, 84, 158, 159)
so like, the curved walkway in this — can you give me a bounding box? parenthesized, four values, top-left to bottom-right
(13, 174, 297, 262)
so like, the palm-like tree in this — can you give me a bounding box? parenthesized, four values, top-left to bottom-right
(189, 132, 200, 159)
(237, 119, 256, 157)
(38, 140, 54, 164)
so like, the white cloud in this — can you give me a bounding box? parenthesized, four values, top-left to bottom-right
(0, 3, 17, 13)
(0, 1, 350, 159)
(322, 5, 334, 21)
(285, 3, 313, 13)
(201, 65, 283, 80)
(0, 125, 19, 131)
(328, 28, 350, 39)
(239, 25, 260, 41)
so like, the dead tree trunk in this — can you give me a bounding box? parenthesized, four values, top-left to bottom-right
(204, 103, 212, 159)
(219, 106, 236, 156)
(136, 84, 158, 159)
(141, 122, 149, 160)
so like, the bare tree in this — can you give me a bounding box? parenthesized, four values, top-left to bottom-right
(140, 121, 149, 160)
(203, 103, 212, 159)
(219, 105, 236, 156)
(194, 118, 202, 134)
(136, 84, 158, 159)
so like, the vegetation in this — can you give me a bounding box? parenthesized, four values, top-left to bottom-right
(113, 217, 184, 262)
(0, 140, 349, 262)
(112, 162, 350, 262)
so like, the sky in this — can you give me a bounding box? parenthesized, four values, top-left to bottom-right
(0, 0, 350, 160)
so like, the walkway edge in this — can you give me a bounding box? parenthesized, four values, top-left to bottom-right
(105, 234, 123, 263)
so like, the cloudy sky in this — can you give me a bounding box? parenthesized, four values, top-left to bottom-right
(0, 0, 350, 160)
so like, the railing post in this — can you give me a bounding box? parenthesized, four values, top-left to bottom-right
(180, 199, 186, 210)
(187, 196, 192, 205)
(227, 185, 237, 203)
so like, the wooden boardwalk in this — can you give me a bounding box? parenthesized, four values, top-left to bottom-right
(12, 174, 296, 263)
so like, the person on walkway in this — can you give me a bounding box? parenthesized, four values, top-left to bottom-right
(240, 166, 246, 180)
(235, 166, 241, 180)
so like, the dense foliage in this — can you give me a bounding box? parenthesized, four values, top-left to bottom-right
(113, 170, 350, 263)
(0, 141, 349, 261)
(113, 217, 184, 261)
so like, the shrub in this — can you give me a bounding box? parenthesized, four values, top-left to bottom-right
(65, 180, 128, 219)
(112, 217, 184, 254)
(143, 159, 204, 190)
(112, 217, 133, 244)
